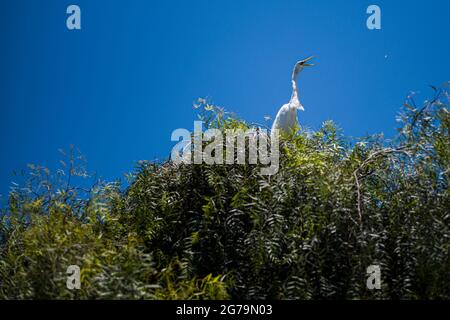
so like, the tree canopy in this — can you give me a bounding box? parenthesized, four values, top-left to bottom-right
(1, 86, 449, 299)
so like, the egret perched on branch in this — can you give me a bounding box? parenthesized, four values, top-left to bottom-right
(271, 56, 314, 135)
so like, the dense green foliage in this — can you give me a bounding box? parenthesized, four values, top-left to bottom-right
(1, 87, 449, 299)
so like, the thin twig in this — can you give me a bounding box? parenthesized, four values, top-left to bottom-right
(352, 146, 411, 224)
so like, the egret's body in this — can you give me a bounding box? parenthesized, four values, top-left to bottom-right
(271, 57, 314, 135)
(272, 103, 299, 134)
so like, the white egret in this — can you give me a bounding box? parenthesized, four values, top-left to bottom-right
(271, 56, 314, 135)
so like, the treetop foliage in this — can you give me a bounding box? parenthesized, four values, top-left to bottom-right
(1, 85, 449, 299)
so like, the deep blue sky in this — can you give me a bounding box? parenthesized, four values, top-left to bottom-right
(0, 0, 449, 199)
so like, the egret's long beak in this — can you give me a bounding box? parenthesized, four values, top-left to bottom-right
(302, 55, 315, 67)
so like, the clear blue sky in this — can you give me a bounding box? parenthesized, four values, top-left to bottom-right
(0, 0, 449, 199)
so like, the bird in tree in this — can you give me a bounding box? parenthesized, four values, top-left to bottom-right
(271, 56, 314, 135)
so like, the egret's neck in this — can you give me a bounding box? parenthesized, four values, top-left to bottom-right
(290, 77, 301, 108)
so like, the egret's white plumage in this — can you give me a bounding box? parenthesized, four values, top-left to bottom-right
(271, 56, 314, 135)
